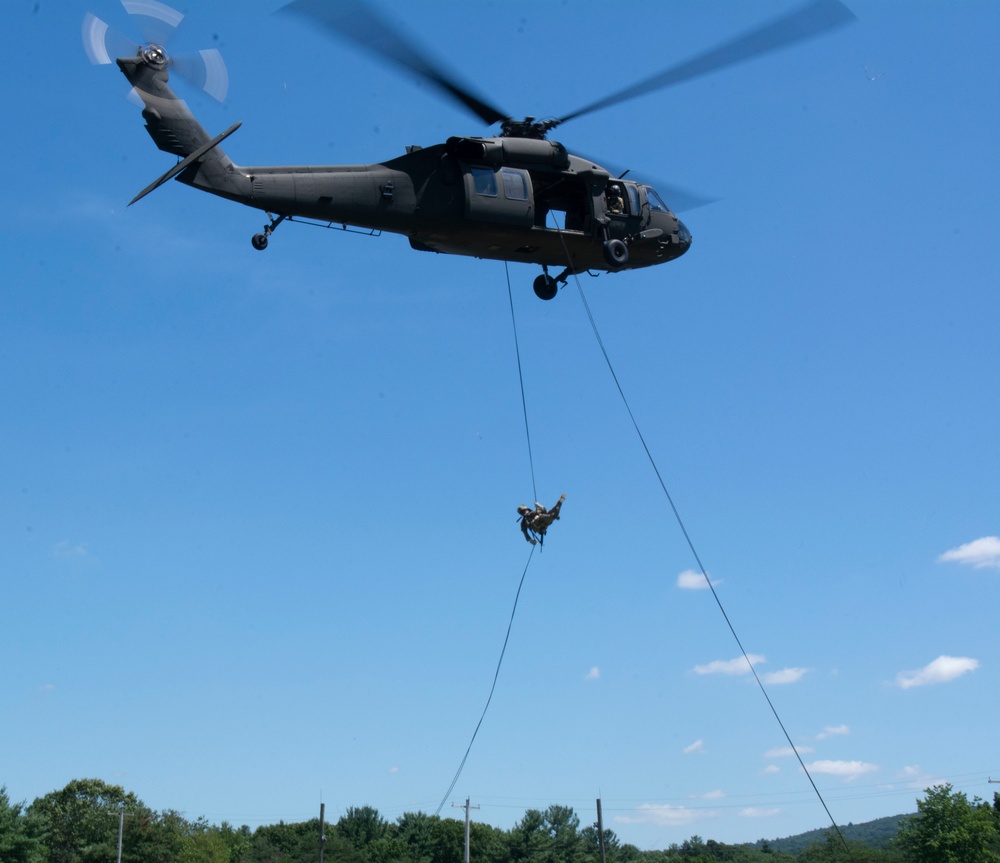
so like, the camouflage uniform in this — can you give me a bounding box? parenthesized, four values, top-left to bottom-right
(518, 494, 566, 545)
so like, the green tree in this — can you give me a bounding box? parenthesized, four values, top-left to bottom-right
(0, 787, 45, 863)
(335, 806, 389, 851)
(28, 778, 152, 863)
(798, 830, 902, 861)
(895, 784, 999, 863)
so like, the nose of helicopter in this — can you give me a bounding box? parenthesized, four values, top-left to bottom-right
(676, 219, 693, 255)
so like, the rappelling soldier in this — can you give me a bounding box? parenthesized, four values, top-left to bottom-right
(517, 494, 566, 545)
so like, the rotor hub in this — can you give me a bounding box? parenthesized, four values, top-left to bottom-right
(141, 44, 168, 67)
(500, 117, 561, 140)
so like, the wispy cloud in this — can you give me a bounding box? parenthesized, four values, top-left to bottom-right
(677, 570, 720, 590)
(694, 654, 765, 675)
(52, 541, 90, 560)
(895, 655, 979, 689)
(616, 804, 713, 828)
(807, 760, 878, 781)
(817, 724, 850, 739)
(683, 739, 705, 755)
(765, 745, 814, 758)
(938, 536, 1000, 570)
(741, 807, 781, 819)
(692, 790, 726, 800)
(761, 667, 809, 685)
(585, 666, 600, 681)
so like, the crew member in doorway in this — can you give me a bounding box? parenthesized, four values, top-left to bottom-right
(606, 183, 625, 215)
(517, 494, 567, 546)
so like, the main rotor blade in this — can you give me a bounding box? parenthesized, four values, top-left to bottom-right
(280, 0, 508, 126)
(557, 0, 856, 126)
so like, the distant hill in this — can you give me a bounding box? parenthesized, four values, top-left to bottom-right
(750, 812, 913, 854)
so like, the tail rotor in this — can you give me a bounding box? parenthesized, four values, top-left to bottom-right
(82, 0, 228, 102)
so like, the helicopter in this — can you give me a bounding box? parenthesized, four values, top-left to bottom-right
(86, 0, 855, 300)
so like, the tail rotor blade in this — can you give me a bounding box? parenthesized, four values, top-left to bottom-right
(82, 12, 139, 65)
(120, 0, 184, 47)
(172, 48, 229, 102)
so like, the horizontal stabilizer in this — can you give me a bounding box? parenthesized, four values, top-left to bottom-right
(129, 121, 242, 206)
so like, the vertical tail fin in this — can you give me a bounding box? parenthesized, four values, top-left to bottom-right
(117, 49, 245, 201)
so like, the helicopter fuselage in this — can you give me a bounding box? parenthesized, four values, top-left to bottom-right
(118, 50, 691, 287)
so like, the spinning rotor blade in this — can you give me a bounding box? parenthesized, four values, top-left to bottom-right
(82, 12, 140, 65)
(172, 49, 229, 102)
(280, 0, 508, 126)
(556, 0, 856, 126)
(82, 0, 229, 102)
(121, 0, 183, 47)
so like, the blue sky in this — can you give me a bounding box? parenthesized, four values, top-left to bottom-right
(2, 0, 998, 851)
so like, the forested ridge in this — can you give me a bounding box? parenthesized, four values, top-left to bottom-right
(3, 780, 999, 862)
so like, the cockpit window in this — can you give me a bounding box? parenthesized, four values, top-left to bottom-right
(643, 185, 669, 213)
(626, 183, 640, 214)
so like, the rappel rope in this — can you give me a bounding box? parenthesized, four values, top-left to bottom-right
(434, 263, 541, 815)
(435, 543, 535, 815)
(506, 260, 539, 504)
(552, 223, 854, 860)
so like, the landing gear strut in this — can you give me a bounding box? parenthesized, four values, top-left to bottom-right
(532, 265, 573, 301)
(251, 213, 287, 251)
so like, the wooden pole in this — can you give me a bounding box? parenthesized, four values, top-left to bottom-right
(318, 802, 326, 863)
(596, 798, 607, 863)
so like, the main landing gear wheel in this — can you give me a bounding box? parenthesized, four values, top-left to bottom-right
(603, 238, 629, 268)
(251, 233, 268, 250)
(533, 273, 558, 301)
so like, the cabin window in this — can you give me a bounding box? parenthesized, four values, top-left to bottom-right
(501, 167, 529, 201)
(471, 166, 498, 197)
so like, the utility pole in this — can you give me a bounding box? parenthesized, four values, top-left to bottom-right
(595, 798, 607, 863)
(116, 807, 124, 863)
(452, 797, 479, 863)
(318, 802, 326, 863)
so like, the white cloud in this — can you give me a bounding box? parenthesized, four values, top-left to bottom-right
(763, 765, 781, 775)
(740, 807, 781, 819)
(692, 790, 726, 800)
(677, 570, 720, 589)
(764, 745, 814, 758)
(938, 536, 1000, 570)
(807, 760, 878, 781)
(817, 724, 850, 739)
(895, 655, 980, 689)
(762, 667, 809, 685)
(683, 739, 705, 755)
(615, 804, 713, 828)
(586, 666, 600, 681)
(694, 654, 765, 675)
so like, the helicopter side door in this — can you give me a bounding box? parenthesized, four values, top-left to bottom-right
(462, 165, 535, 227)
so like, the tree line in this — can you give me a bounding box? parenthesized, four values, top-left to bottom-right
(2, 779, 998, 863)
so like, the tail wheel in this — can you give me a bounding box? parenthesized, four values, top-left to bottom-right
(603, 238, 629, 268)
(251, 233, 268, 251)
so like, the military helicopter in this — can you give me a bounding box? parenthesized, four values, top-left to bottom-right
(85, 0, 855, 300)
